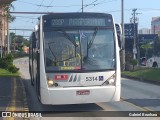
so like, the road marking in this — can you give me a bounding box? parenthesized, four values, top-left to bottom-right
(121, 97, 160, 116)
(96, 102, 117, 111)
(6, 78, 16, 120)
(20, 78, 29, 112)
(5, 77, 29, 120)
(96, 97, 160, 116)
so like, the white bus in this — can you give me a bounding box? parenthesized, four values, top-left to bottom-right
(146, 56, 160, 68)
(29, 13, 122, 105)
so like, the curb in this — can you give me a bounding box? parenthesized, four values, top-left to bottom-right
(19, 77, 29, 112)
(121, 75, 160, 85)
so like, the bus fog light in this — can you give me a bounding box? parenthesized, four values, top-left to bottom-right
(48, 80, 54, 87)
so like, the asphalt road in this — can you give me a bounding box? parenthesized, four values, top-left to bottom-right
(0, 77, 12, 112)
(12, 57, 160, 120)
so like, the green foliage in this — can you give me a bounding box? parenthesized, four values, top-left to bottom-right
(0, 54, 13, 68)
(141, 42, 152, 58)
(129, 59, 138, 71)
(0, 58, 8, 68)
(0, 3, 15, 23)
(7, 64, 19, 73)
(153, 37, 160, 57)
(10, 33, 29, 52)
(0, 53, 19, 73)
(11, 51, 28, 59)
(122, 68, 160, 81)
(0, 68, 19, 77)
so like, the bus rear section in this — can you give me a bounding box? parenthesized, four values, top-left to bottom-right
(31, 13, 121, 105)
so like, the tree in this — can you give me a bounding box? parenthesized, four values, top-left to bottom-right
(141, 42, 152, 58)
(129, 59, 138, 71)
(10, 32, 29, 51)
(153, 37, 160, 57)
(0, 2, 15, 22)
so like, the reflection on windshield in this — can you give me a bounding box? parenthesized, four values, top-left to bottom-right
(44, 29, 115, 71)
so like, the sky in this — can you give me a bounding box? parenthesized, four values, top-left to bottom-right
(10, 0, 160, 38)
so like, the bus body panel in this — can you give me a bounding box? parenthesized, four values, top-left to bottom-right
(45, 71, 115, 87)
(40, 85, 120, 105)
(113, 20, 121, 86)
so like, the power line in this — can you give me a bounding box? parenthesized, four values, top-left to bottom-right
(77, 0, 99, 12)
(44, 0, 55, 12)
(85, 0, 117, 11)
(9, 28, 33, 31)
(17, 0, 82, 8)
(35, 0, 45, 12)
(77, 0, 117, 12)
(10, 11, 57, 14)
(16, 0, 52, 8)
(14, 16, 38, 19)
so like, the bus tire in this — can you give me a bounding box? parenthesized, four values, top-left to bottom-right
(31, 67, 34, 86)
(31, 76, 34, 86)
(152, 62, 158, 68)
(36, 73, 41, 101)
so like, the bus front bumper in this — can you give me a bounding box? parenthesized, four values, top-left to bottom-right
(40, 85, 120, 105)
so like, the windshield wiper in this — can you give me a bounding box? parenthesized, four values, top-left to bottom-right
(83, 28, 98, 62)
(87, 28, 98, 49)
(48, 42, 56, 60)
(48, 42, 77, 66)
(61, 30, 78, 47)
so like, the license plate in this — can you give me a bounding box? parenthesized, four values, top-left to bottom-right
(76, 90, 90, 95)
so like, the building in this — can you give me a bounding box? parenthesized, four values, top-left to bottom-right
(0, 0, 14, 56)
(22, 46, 29, 54)
(151, 17, 160, 34)
(139, 28, 151, 34)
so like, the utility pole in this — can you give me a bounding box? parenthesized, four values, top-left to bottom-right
(131, 8, 138, 59)
(82, 0, 84, 13)
(121, 0, 125, 70)
(7, 17, 10, 54)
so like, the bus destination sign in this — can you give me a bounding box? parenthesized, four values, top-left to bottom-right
(44, 18, 112, 27)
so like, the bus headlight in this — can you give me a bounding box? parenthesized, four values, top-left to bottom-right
(47, 78, 58, 87)
(102, 73, 116, 86)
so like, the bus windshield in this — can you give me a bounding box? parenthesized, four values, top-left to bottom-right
(44, 28, 115, 72)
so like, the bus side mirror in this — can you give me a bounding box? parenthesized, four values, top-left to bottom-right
(32, 32, 37, 48)
(34, 25, 39, 31)
(115, 23, 123, 50)
(118, 34, 122, 50)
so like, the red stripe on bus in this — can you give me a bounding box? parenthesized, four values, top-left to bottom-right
(54, 75, 68, 80)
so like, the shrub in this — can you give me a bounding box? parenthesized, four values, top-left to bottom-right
(129, 59, 138, 71)
(7, 64, 19, 73)
(0, 53, 19, 73)
(5, 53, 13, 64)
(0, 54, 13, 68)
(0, 58, 8, 68)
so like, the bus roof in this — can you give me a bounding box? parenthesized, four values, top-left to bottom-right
(42, 12, 113, 28)
(42, 12, 112, 19)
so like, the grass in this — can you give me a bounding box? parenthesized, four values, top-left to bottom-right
(0, 68, 20, 77)
(122, 68, 160, 81)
